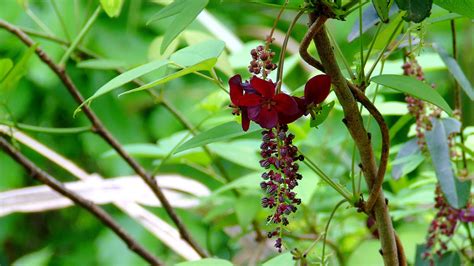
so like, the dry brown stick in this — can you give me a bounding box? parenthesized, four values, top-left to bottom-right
(0, 18, 208, 258)
(308, 15, 400, 265)
(0, 136, 163, 266)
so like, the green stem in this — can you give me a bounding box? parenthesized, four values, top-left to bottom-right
(366, 19, 403, 80)
(362, 23, 383, 71)
(0, 120, 91, 134)
(464, 222, 474, 257)
(51, 0, 71, 41)
(358, 0, 365, 83)
(59, 5, 101, 66)
(302, 153, 354, 203)
(327, 29, 357, 81)
(322, 199, 348, 265)
(276, 10, 304, 86)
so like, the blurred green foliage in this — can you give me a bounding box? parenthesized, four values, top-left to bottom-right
(0, 0, 473, 265)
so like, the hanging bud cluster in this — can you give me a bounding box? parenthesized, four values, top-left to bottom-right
(259, 125, 303, 252)
(402, 58, 439, 150)
(249, 45, 277, 77)
(423, 186, 474, 264)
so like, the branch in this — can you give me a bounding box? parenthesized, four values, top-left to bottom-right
(307, 14, 402, 265)
(0, 18, 208, 258)
(347, 83, 389, 212)
(299, 16, 326, 73)
(0, 136, 162, 266)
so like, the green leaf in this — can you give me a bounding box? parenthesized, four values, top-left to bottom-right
(209, 140, 260, 170)
(0, 58, 13, 82)
(174, 122, 261, 154)
(371, 0, 390, 23)
(148, 0, 188, 23)
(425, 118, 470, 208)
(348, 4, 399, 42)
(392, 138, 424, 180)
(262, 252, 294, 266)
(149, 0, 209, 54)
(310, 101, 335, 128)
(211, 173, 260, 196)
(371, 74, 453, 115)
(77, 59, 127, 70)
(119, 58, 217, 96)
(170, 40, 225, 67)
(235, 193, 260, 228)
(395, 0, 433, 22)
(373, 13, 404, 51)
(176, 258, 233, 266)
(12, 247, 53, 266)
(0, 44, 37, 91)
(100, 0, 124, 17)
(433, 0, 474, 19)
(434, 44, 474, 100)
(74, 60, 169, 115)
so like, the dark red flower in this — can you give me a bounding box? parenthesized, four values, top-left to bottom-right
(229, 75, 254, 131)
(304, 74, 331, 106)
(238, 76, 298, 129)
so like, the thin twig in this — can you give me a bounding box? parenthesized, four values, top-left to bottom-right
(299, 16, 327, 73)
(0, 136, 163, 266)
(0, 18, 208, 258)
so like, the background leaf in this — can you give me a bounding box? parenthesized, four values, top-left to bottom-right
(371, 0, 390, 23)
(348, 4, 399, 42)
(176, 258, 233, 266)
(175, 122, 261, 154)
(371, 74, 453, 115)
(170, 40, 225, 67)
(425, 118, 470, 208)
(310, 101, 335, 128)
(0, 44, 37, 91)
(433, 44, 474, 101)
(100, 0, 124, 17)
(433, 0, 474, 18)
(392, 138, 424, 180)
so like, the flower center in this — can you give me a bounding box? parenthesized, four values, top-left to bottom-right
(262, 98, 276, 110)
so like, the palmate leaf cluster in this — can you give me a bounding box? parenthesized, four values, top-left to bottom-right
(0, 0, 473, 265)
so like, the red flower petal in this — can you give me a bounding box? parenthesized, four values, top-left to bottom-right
(250, 76, 275, 99)
(273, 93, 298, 115)
(255, 107, 278, 129)
(304, 74, 331, 105)
(247, 105, 261, 120)
(238, 93, 261, 107)
(229, 74, 244, 105)
(278, 96, 306, 124)
(241, 108, 250, 131)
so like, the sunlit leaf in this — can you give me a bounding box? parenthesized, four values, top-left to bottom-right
(100, 0, 124, 17)
(119, 58, 217, 96)
(371, 74, 453, 115)
(148, 0, 209, 54)
(235, 192, 260, 228)
(170, 39, 225, 67)
(175, 122, 261, 154)
(0, 58, 13, 82)
(74, 60, 169, 115)
(77, 59, 127, 70)
(310, 101, 335, 128)
(12, 247, 52, 266)
(0, 44, 37, 91)
(433, 0, 474, 19)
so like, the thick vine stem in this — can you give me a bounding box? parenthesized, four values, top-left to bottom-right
(299, 16, 326, 73)
(307, 14, 402, 265)
(0, 136, 163, 266)
(0, 19, 208, 258)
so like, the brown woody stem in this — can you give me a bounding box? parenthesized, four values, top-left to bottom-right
(0, 136, 163, 266)
(306, 14, 403, 265)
